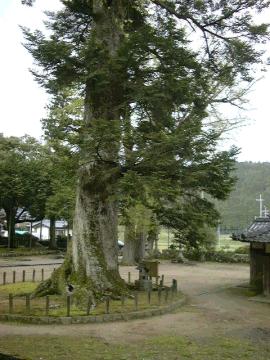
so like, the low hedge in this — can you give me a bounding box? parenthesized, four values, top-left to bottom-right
(161, 248, 250, 263)
(203, 250, 249, 263)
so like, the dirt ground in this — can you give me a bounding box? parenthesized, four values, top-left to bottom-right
(0, 261, 269, 345)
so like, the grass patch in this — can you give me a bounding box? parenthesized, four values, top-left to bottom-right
(0, 283, 181, 317)
(226, 286, 258, 298)
(0, 283, 38, 297)
(0, 335, 269, 360)
(216, 235, 248, 252)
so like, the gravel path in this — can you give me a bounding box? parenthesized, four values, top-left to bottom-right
(0, 261, 269, 344)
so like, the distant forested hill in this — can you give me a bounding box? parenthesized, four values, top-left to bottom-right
(214, 162, 270, 230)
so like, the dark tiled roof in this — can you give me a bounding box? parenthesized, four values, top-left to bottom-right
(233, 218, 270, 243)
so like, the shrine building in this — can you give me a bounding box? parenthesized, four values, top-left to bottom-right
(233, 217, 270, 296)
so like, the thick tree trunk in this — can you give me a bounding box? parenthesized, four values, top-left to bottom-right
(145, 225, 160, 258)
(34, 1, 127, 299)
(5, 207, 17, 249)
(122, 223, 137, 265)
(49, 217, 56, 249)
(136, 228, 146, 262)
(71, 166, 121, 291)
(122, 223, 146, 265)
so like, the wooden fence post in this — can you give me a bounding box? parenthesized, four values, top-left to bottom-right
(86, 296, 92, 316)
(3, 272, 6, 285)
(172, 279, 177, 293)
(13, 271, 16, 284)
(168, 287, 172, 302)
(134, 292, 138, 311)
(158, 287, 162, 305)
(22, 270, 26, 283)
(45, 295, 50, 316)
(26, 295, 30, 314)
(9, 294, 13, 314)
(128, 272, 131, 284)
(147, 290, 151, 305)
(32, 269, 36, 282)
(165, 287, 169, 303)
(106, 297, 110, 314)
(121, 295, 125, 308)
(41, 268, 44, 282)
(161, 274, 164, 286)
(66, 295, 71, 317)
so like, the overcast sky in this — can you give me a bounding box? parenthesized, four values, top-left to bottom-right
(1, 1, 270, 162)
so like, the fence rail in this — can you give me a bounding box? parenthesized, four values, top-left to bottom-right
(0, 266, 59, 285)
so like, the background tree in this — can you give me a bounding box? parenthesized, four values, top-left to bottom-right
(41, 91, 80, 248)
(22, 1, 270, 298)
(44, 152, 77, 249)
(121, 204, 154, 265)
(0, 135, 49, 248)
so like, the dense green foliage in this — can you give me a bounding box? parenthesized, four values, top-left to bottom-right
(0, 133, 76, 248)
(215, 162, 270, 230)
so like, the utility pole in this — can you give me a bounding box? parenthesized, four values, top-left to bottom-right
(39, 220, 43, 240)
(256, 194, 264, 218)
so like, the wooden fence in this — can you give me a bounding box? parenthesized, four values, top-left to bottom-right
(0, 266, 58, 285)
(1, 277, 178, 317)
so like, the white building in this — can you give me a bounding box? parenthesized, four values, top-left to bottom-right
(31, 220, 71, 240)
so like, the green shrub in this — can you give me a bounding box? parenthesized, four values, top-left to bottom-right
(234, 245, 249, 254)
(56, 235, 68, 249)
(160, 248, 178, 260)
(0, 234, 39, 248)
(183, 248, 207, 261)
(16, 233, 39, 247)
(205, 250, 249, 263)
(183, 248, 249, 263)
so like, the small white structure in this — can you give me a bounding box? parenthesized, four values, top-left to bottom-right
(31, 220, 71, 240)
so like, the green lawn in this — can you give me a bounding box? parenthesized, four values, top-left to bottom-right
(158, 231, 248, 252)
(0, 335, 268, 360)
(216, 235, 248, 252)
(157, 228, 174, 251)
(119, 227, 247, 252)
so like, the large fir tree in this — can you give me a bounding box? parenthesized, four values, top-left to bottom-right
(22, 1, 269, 298)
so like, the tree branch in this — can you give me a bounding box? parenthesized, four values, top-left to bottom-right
(15, 208, 27, 222)
(151, 0, 231, 43)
